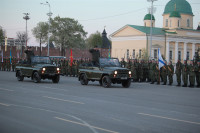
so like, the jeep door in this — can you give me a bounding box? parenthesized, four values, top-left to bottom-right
(91, 67, 101, 80)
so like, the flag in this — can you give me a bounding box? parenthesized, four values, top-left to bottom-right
(108, 48, 111, 58)
(1, 51, 2, 62)
(70, 49, 73, 66)
(158, 48, 165, 69)
(10, 49, 12, 64)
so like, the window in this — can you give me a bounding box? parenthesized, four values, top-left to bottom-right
(166, 19, 168, 27)
(127, 49, 129, 59)
(139, 49, 142, 58)
(178, 20, 180, 27)
(187, 19, 190, 27)
(169, 51, 173, 60)
(178, 51, 181, 61)
(132, 49, 135, 59)
(154, 49, 157, 59)
(187, 51, 190, 60)
(170, 20, 172, 27)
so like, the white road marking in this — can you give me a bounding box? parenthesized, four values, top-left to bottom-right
(55, 117, 119, 133)
(0, 102, 10, 106)
(0, 88, 14, 91)
(138, 113, 200, 125)
(43, 96, 85, 104)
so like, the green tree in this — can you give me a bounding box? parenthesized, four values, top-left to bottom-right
(50, 16, 87, 56)
(0, 26, 5, 45)
(32, 22, 48, 44)
(86, 31, 102, 48)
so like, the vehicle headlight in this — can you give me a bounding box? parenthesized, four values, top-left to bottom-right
(57, 68, 60, 71)
(42, 68, 46, 71)
(129, 71, 132, 75)
(114, 71, 117, 75)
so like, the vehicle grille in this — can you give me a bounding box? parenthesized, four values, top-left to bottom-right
(117, 70, 128, 75)
(46, 67, 57, 73)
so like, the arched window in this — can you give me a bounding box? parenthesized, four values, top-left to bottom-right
(187, 19, 190, 27)
(166, 19, 168, 27)
(178, 20, 180, 27)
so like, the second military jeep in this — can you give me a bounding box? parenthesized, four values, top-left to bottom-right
(78, 58, 133, 88)
(16, 56, 61, 83)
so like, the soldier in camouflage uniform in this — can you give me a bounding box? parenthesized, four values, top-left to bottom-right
(138, 60, 144, 82)
(182, 60, 189, 87)
(155, 60, 160, 84)
(175, 60, 182, 86)
(120, 58, 126, 68)
(148, 60, 152, 82)
(188, 60, 195, 87)
(167, 61, 174, 85)
(150, 59, 156, 84)
(143, 60, 149, 82)
(0, 59, 2, 71)
(132, 59, 138, 82)
(195, 61, 200, 87)
(161, 61, 168, 85)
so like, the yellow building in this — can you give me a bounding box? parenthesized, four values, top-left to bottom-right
(110, 0, 200, 63)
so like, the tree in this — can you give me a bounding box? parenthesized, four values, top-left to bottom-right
(50, 16, 87, 56)
(86, 31, 103, 48)
(16, 31, 27, 46)
(0, 26, 5, 45)
(32, 22, 48, 43)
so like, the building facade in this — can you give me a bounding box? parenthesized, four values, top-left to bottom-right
(110, 0, 200, 63)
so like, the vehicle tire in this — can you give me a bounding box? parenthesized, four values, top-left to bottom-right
(80, 74, 88, 85)
(99, 80, 102, 86)
(17, 70, 24, 81)
(33, 72, 41, 83)
(52, 75, 60, 83)
(102, 75, 111, 88)
(122, 79, 131, 88)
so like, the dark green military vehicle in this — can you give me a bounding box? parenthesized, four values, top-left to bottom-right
(78, 58, 133, 88)
(16, 56, 60, 83)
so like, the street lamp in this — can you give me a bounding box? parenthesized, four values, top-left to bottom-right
(23, 13, 30, 49)
(41, 1, 53, 56)
(147, 0, 157, 59)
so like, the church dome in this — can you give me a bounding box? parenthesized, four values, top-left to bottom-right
(144, 14, 155, 20)
(169, 11, 181, 18)
(163, 0, 193, 15)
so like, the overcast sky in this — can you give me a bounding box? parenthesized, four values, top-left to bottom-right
(1, 0, 200, 46)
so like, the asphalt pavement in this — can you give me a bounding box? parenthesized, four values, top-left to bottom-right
(0, 71, 200, 133)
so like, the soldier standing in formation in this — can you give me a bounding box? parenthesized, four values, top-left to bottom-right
(120, 58, 126, 68)
(155, 60, 160, 84)
(182, 60, 189, 87)
(188, 60, 195, 87)
(196, 61, 200, 87)
(175, 60, 182, 86)
(161, 60, 168, 85)
(167, 61, 174, 85)
(150, 59, 156, 84)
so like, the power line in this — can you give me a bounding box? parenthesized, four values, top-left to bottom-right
(79, 7, 146, 21)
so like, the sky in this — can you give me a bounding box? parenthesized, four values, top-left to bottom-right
(1, 0, 200, 46)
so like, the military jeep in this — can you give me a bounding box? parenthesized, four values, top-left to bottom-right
(16, 56, 61, 83)
(78, 58, 133, 88)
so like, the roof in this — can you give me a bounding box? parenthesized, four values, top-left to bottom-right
(163, 0, 193, 15)
(128, 25, 166, 35)
(169, 11, 181, 18)
(144, 14, 155, 20)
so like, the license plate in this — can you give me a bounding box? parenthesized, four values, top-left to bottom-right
(121, 77, 127, 80)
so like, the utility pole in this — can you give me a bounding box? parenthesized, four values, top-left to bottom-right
(147, 0, 157, 59)
(41, 1, 53, 56)
(23, 13, 30, 49)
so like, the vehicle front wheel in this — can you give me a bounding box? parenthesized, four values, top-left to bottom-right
(80, 74, 88, 85)
(17, 71, 24, 81)
(52, 75, 60, 83)
(122, 79, 131, 88)
(33, 72, 41, 83)
(102, 75, 111, 88)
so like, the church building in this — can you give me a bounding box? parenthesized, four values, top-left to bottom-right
(110, 0, 200, 63)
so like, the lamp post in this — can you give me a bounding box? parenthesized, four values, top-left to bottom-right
(23, 13, 30, 49)
(41, 1, 53, 56)
(147, 0, 157, 59)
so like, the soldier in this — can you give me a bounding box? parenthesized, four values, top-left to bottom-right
(24, 47, 34, 64)
(89, 46, 100, 66)
(175, 60, 182, 86)
(182, 60, 189, 87)
(155, 60, 160, 84)
(150, 59, 156, 84)
(167, 61, 174, 85)
(0, 59, 2, 71)
(161, 60, 168, 85)
(196, 61, 200, 87)
(120, 58, 126, 68)
(65, 59, 69, 76)
(132, 59, 138, 82)
(143, 60, 149, 82)
(188, 60, 196, 87)
(148, 60, 152, 82)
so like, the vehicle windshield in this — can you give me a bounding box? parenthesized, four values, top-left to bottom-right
(31, 56, 51, 64)
(99, 58, 120, 67)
